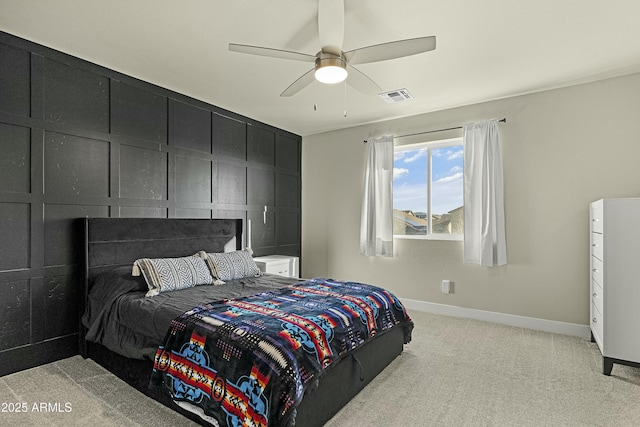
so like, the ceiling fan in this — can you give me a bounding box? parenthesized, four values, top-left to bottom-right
(228, 0, 436, 97)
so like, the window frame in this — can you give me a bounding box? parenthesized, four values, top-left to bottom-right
(393, 136, 464, 241)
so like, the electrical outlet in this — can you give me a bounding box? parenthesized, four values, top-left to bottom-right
(441, 280, 451, 294)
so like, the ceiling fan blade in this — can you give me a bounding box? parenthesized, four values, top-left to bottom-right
(229, 43, 316, 62)
(280, 69, 316, 97)
(318, 0, 344, 56)
(344, 36, 436, 65)
(346, 65, 382, 96)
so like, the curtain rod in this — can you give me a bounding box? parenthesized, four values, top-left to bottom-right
(363, 118, 506, 143)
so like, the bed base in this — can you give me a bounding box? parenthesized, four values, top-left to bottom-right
(87, 327, 404, 426)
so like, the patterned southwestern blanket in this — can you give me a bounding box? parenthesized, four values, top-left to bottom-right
(149, 278, 413, 427)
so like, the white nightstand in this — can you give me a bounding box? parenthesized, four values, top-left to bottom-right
(253, 255, 299, 278)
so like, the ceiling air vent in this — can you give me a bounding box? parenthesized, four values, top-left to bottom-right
(378, 88, 414, 104)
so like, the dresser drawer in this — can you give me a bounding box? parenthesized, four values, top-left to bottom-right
(591, 255, 603, 286)
(591, 232, 603, 261)
(591, 302, 604, 348)
(591, 279, 603, 316)
(262, 261, 290, 276)
(591, 202, 603, 233)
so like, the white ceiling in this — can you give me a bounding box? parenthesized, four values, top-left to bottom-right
(1, 0, 640, 136)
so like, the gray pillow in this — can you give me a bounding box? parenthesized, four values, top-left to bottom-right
(133, 256, 213, 297)
(198, 250, 261, 283)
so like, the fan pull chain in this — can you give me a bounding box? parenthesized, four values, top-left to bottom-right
(343, 81, 348, 117)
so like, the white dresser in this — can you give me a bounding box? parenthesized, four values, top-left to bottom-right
(590, 198, 640, 375)
(253, 255, 299, 278)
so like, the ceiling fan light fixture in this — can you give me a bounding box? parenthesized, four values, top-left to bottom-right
(314, 54, 348, 84)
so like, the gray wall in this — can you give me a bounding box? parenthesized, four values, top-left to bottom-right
(302, 71, 640, 327)
(0, 32, 301, 375)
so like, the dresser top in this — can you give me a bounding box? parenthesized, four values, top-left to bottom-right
(253, 255, 298, 262)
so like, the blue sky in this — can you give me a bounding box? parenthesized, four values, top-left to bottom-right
(393, 143, 463, 215)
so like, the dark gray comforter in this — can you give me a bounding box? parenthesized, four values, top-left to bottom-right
(82, 266, 301, 360)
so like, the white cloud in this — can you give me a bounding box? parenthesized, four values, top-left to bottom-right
(447, 149, 463, 161)
(434, 172, 463, 185)
(394, 151, 407, 161)
(403, 148, 427, 163)
(393, 167, 409, 180)
(449, 166, 462, 174)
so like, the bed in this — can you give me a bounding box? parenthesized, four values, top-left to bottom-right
(80, 217, 413, 426)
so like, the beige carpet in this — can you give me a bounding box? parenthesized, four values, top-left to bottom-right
(1, 311, 639, 426)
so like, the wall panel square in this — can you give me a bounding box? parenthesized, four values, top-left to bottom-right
(0, 123, 30, 193)
(44, 132, 110, 198)
(43, 58, 109, 132)
(248, 126, 275, 165)
(213, 113, 246, 160)
(247, 168, 274, 206)
(44, 274, 77, 339)
(120, 144, 167, 200)
(216, 210, 245, 220)
(248, 210, 275, 250)
(113, 81, 167, 143)
(277, 212, 300, 246)
(276, 173, 299, 208)
(0, 44, 30, 117)
(215, 210, 246, 246)
(169, 99, 211, 153)
(0, 280, 30, 351)
(174, 208, 211, 219)
(175, 155, 212, 203)
(119, 206, 167, 218)
(0, 203, 29, 271)
(276, 133, 300, 171)
(218, 162, 246, 205)
(44, 204, 108, 267)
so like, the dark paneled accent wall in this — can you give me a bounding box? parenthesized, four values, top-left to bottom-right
(0, 32, 301, 375)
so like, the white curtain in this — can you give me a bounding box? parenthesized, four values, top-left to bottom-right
(360, 135, 394, 257)
(463, 119, 507, 266)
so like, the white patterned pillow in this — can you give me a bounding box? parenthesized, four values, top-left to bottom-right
(198, 250, 261, 283)
(132, 256, 214, 297)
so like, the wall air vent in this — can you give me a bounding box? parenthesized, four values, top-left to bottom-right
(378, 88, 414, 104)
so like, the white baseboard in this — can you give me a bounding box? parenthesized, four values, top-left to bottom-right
(402, 298, 591, 339)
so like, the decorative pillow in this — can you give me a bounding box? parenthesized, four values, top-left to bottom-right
(132, 256, 214, 297)
(198, 250, 261, 283)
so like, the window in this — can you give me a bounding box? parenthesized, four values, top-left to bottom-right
(393, 137, 463, 240)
